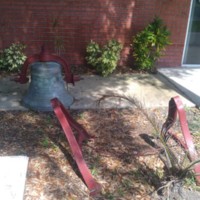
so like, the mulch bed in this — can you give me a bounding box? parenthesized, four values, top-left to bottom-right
(0, 107, 200, 200)
(0, 66, 200, 199)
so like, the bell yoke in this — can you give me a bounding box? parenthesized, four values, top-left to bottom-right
(15, 45, 79, 85)
(15, 46, 80, 111)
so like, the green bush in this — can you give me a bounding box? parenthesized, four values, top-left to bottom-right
(132, 17, 171, 71)
(86, 40, 123, 77)
(0, 42, 27, 72)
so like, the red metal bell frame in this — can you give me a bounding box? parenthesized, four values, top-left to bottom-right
(161, 96, 200, 185)
(51, 98, 101, 196)
(14, 45, 80, 85)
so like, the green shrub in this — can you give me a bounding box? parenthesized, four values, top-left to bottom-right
(86, 40, 123, 77)
(132, 17, 171, 71)
(0, 42, 27, 72)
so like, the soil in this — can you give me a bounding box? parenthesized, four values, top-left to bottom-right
(0, 107, 200, 200)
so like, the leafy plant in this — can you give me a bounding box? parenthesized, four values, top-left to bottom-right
(86, 40, 123, 77)
(0, 42, 27, 72)
(98, 93, 200, 196)
(41, 137, 50, 148)
(132, 17, 171, 71)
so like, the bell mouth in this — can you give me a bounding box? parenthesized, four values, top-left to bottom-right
(22, 95, 74, 112)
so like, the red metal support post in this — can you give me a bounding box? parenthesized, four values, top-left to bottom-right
(14, 45, 80, 85)
(51, 98, 101, 196)
(161, 96, 200, 185)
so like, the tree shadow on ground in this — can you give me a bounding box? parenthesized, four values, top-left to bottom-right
(1, 107, 189, 199)
(46, 108, 167, 199)
(0, 111, 90, 199)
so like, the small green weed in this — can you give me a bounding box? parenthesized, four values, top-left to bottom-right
(77, 113, 85, 120)
(41, 137, 50, 148)
(131, 169, 144, 179)
(103, 192, 115, 200)
(184, 173, 196, 188)
(117, 187, 125, 197)
(91, 167, 98, 175)
(121, 178, 132, 190)
(45, 115, 52, 124)
(40, 136, 57, 150)
(90, 156, 100, 175)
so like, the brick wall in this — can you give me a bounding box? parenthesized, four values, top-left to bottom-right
(155, 0, 191, 67)
(0, 0, 190, 68)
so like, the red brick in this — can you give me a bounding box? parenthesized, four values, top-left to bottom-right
(0, 0, 190, 68)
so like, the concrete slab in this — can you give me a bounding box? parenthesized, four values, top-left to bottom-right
(0, 74, 194, 111)
(69, 74, 194, 109)
(158, 68, 200, 107)
(0, 77, 28, 111)
(0, 156, 29, 200)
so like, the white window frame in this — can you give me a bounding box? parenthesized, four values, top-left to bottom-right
(182, 0, 200, 67)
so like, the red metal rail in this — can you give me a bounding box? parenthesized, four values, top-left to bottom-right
(51, 98, 101, 196)
(161, 96, 200, 185)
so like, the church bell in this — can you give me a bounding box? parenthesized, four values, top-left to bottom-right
(22, 62, 73, 111)
(14, 46, 79, 111)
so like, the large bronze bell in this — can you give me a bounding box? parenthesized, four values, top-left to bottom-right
(22, 62, 73, 111)
(14, 46, 78, 111)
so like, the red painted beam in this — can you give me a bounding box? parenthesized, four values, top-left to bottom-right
(51, 98, 101, 196)
(14, 45, 80, 85)
(162, 96, 200, 185)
